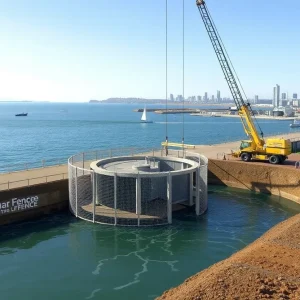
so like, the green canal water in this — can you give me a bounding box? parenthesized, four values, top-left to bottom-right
(0, 187, 299, 300)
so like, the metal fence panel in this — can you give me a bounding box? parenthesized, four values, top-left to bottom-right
(68, 164, 76, 215)
(68, 148, 208, 226)
(76, 168, 93, 222)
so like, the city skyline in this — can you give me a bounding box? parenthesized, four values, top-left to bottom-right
(168, 85, 299, 103)
(0, 0, 300, 102)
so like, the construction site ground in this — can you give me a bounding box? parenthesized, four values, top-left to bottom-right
(157, 214, 300, 300)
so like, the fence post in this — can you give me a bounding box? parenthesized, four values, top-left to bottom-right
(189, 172, 194, 206)
(167, 172, 172, 224)
(204, 165, 208, 211)
(82, 153, 85, 175)
(75, 167, 78, 217)
(136, 173, 141, 226)
(195, 167, 200, 216)
(92, 171, 96, 223)
(114, 173, 118, 226)
(8, 181, 9, 190)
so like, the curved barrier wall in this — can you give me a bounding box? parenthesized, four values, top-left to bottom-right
(68, 148, 208, 226)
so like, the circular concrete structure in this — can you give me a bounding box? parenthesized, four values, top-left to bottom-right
(68, 148, 208, 226)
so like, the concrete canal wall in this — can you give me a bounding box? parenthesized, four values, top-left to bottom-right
(1, 132, 300, 226)
(1, 156, 300, 225)
(0, 179, 69, 226)
(208, 159, 300, 204)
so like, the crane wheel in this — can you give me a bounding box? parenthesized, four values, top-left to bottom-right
(241, 153, 251, 162)
(269, 155, 280, 164)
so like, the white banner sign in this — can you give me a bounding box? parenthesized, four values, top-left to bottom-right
(0, 196, 39, 215)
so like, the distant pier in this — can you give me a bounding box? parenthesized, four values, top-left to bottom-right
(134, 107, 298, 119)
(133, 108, 228, 114)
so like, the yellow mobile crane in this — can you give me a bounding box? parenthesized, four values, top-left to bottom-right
(196, 0, 291, 164)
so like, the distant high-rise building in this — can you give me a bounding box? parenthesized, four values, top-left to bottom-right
(273, 84, 280, 107)
(217, 90, 221, 102)
(176, 95, 183, 102)
(282, 93, 286, 100)
(197, 96, 201, 102)
(293, 93, 298, 99)
(254, 95, 259, 104)
(204, 92, 208, 102)
(212, 95, 215, 102)
(170, 94, 174, 101)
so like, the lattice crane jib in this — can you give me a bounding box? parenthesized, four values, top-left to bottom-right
(196, 0, 264, 149)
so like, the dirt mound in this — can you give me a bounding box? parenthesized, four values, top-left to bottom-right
(157, 214, 300, 300)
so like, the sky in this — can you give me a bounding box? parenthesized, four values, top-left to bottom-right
(0, 0, 299, 102)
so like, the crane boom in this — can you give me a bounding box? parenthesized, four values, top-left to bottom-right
(196, 0, 264, 148)
(196, 1, 244, 109)
(195, 0, 291, 164)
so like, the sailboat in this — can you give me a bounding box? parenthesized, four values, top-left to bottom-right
(141, 107, 153, 123)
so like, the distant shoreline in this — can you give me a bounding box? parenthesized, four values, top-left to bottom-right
(90, 100, 274, 108)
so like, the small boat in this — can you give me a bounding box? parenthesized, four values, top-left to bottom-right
(290, 119, 300, 128)
(141, 107, 153, 123)
(15, 113, 28, 117)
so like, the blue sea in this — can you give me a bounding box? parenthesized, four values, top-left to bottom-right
(0, 102, 299, 170)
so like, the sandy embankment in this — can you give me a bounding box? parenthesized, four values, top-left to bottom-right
(157, 214, 300, 300)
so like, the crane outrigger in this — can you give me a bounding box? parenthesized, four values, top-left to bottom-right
(196, 0, 291, 164)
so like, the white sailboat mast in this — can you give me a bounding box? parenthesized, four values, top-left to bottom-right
(141, 107, 147, 121)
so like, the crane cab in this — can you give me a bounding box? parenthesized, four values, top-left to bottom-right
(232, 140, 254, 161)
(240, 140, 252, 151)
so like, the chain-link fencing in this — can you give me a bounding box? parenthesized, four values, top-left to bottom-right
(68, 148, 208, 226)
